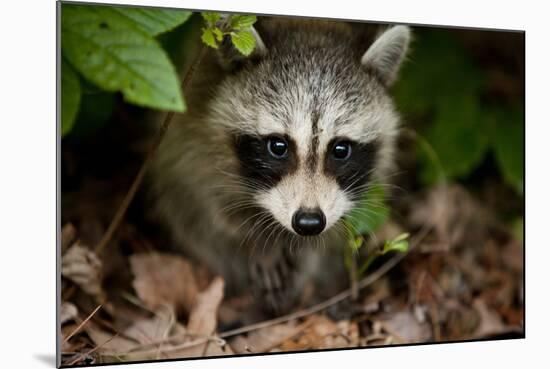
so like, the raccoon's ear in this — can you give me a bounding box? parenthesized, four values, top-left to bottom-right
(361, 25, 411, 86)
(217, 26, 267, 70)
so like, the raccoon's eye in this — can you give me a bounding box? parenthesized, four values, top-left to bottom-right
(332, 141, 352, 160)
(267, 136, 288, 158)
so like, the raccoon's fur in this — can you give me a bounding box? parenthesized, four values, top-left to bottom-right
(147, 17, 410, 315)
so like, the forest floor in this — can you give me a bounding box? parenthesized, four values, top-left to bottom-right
(60, 152, 524, 366)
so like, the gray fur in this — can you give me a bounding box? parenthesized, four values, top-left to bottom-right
(147, 18, 410, 314)
(361, 25, 411, 86)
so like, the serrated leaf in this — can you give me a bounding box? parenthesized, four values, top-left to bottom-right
(231, 30, 256, 56)
(230, 14, 257, 30)
(109, 6, 192, 36)
(201, 12, 220, 26)
(61, 4, 185, 112)
(61, 58, 81, 137)
(344, 184, 389, 236)
(201, 28, 218, 49)
(212, 27, 224, 42)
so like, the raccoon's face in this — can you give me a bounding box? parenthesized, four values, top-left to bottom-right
(212, 23, 410, 237)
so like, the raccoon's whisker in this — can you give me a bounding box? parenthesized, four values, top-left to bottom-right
(211, 180, 268, 193)
(343, 213, 379, 246)
(333, 221, 349, 241)
(218, 200, 258, 216)
(346, 181, 406, 197)
(213, 169, 270, 192)
(220, 200, 258, 212)
(210, 185, 256, 194)
(263, 217, 282, 253)
(272, 223, 289, 252)
(321, 233, 327, 253)
(237, 211, 271, 255)
(288, 233, 298, 256)
(260, 219, 281, 255)
(248, 213, 277, 256)
(315, 235, 323, 253)
(350, 200, 389, 212)
(255, 217, 277, 255)
(339, 221, 355, 243)
(231, 206, 266, 233)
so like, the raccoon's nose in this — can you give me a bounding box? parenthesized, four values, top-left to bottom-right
(292, 209, 326, 236)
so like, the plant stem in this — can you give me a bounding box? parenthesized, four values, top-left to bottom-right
(350, 252, 358, 301)
(94, 45, 206, 255)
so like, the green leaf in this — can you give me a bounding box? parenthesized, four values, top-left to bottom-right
(394, 30, 483, 116)
(201, 12, 221, 26)
(344, 184, 389, 236)
(421, 94, 489, 183)
(231, 30, 256, 56)
(230, 14, 257, 30)
(61, 4, 185, 112)
(61, 58, 81, 137)
(109, 6, 192, 36)
(212, 27, 224, 42)
(382, 233, 410, 254)
(348, 236, 363, 251)
(201, 28, 219, 49)
(69, 91, 116, 140)
(393, 29, 490, 184)
(392, 232, 410, 243)
(490, 107, 524, 194)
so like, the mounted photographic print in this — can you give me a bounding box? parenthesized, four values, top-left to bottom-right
(58, 1, 525, 366)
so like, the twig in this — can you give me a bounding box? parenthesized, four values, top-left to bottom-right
(217, 227, 431, 340)
(111, 225, 434, 358)
(262, 316, 318, 352)
(67, 332, 120, 366)
(63, 304, 102, 345)
(102, 335, 221, 357)
(94, 45, 207, 254)
(350, 252, 358, 301)
(98, 225, 433, 359)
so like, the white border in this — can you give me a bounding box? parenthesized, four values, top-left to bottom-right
(1, 0, 547, 368)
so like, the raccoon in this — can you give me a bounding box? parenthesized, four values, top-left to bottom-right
(147, 17, 411, 315)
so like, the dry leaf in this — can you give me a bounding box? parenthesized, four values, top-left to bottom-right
(62, 242, 104, 298)
(86, 307, 179, 363)
(61, 223, 77, 254)
(86, 325, 137, 353)
(181, 277, 225, 357)
(130, 252, 199, 315)
(82, 278, 225, 363)
(301, 316, 357, 350)
(472, 298, 507, 338)
(124, 305, 176, 345)
(236, 322, 298, 353)
(60, 302, 78, 325)
(408, 185, 486, 250)
(377, 311, 431, 343)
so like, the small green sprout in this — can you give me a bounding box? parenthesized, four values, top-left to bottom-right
(382, 232, 410, 254)
(356, 233, 410, 278)
(200, 13, 257, 55)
